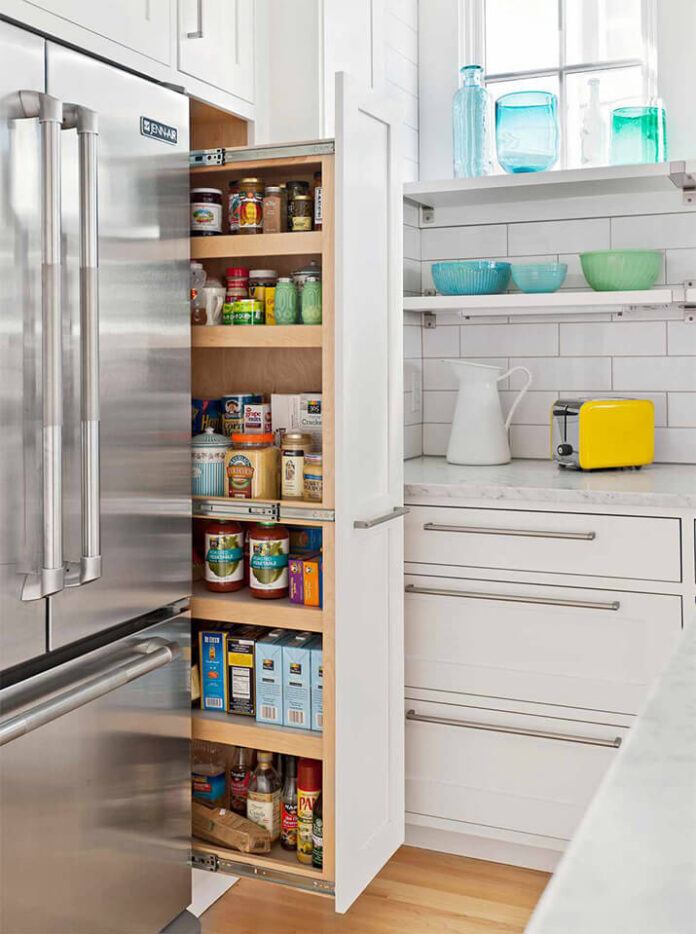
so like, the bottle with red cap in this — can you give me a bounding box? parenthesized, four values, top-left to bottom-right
(296, 757, 321, 864)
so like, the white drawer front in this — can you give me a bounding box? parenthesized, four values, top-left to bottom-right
(405, 574, 682, 714)
(405, 506, 681, 582)
(405, 700, 628, 842)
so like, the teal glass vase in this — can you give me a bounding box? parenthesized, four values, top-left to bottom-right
(610, 106, 667, 165)
(452, 65, 493, 178)
(495, 91, 559, 173)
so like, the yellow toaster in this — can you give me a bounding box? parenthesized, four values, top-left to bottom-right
(551, 398, 654, 470)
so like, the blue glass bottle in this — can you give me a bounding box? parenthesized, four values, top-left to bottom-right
(452, 65, 492, 178)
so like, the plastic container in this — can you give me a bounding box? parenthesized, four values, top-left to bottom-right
(495, 91, 559, 173)
(204, 519, 245, 592)
(225, 433, 280, 499)
(248, 522, 290, 599)
(452, 65, 493, 178)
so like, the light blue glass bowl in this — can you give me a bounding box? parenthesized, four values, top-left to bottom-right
(511, 262, 567, 293)
(432, 261, 511, 295)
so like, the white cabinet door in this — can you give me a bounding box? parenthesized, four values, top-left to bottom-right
(334, 72, 403, 913)
(178, 0, 254, 103)
(26, 0, 172, 64)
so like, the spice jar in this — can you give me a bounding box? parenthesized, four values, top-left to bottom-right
(301, 277, 322, 324)
(238, 177, 264, 234)
(291, 194, 313, 232)
(192, 427, 231, 496)
(312, 170, 322, 231)
(286, 180, 310, 228)
(281, 432, 312, 500)
(225, 433, 280, 499)
(227, 181, 240, 234)
(204, 519, 245, 592)
(248, 269, 277, 308)
(191, 188, 223, 236)
(262, 186, 287, 233)
(273, 278, 299, 325)
(225, 266, 249, 304)
(248, 522, 290, 599)
(303, 453, 323, 502)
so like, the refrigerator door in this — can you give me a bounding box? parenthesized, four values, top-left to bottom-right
(0, 613, 191, 934)
(0, 21, 49, 670)
(46, 44, 191, 649)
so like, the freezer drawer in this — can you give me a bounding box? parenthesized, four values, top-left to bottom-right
(0, 616, 191, 934)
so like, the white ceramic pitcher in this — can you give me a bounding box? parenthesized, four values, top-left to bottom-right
(445, 360, 532, 465)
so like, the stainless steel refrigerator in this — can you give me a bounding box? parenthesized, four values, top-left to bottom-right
(0, 18, 193, 934)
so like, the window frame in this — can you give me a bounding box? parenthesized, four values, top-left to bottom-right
(461, 0, 659, 168)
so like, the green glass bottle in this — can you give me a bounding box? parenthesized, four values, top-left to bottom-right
(301, 277, 322, 325)
(274, 277, 298, 325)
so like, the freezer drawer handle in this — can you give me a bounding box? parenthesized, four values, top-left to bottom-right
(405, 583, 620, 612)
(11, 92, 66, 601)
(354, 506, 410, 529)
(406, 709, 622, 749)
(423, 522, 596, 541)
(62, 104, 102, 588)
(0, 639, 180, 748)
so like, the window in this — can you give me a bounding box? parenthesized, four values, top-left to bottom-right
(463, 0, 657, 169)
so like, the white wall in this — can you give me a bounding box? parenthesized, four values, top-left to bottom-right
(384, 0, 420, 183)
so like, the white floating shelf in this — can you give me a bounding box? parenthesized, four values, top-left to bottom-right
(403, 161, 696, 210)
(404, 286, 696, 320)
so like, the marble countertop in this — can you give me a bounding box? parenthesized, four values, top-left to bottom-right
(525, 617, 696, 934)
(404, 457, 696, 509)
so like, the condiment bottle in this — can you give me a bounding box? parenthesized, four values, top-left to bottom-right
(303, 453, 323, 502)
(281, 432, 312, 500)
(247, 522, 290, 599)
(204, 519, 245, 592)
(312, 792, 323, 868)
(312, 170, 322, 231)
(280, 755, 298, 850)
(296, 757, 321, 864)
(246, 751, 281, 841)
(228, 745, 253, 815)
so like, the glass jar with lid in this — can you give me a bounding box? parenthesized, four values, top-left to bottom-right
(286, 180, 310, 228)
(303, 453, 323, 502)
(292, 261, 322, 297)
(301, 277, 322, 324)
(238, 177, 264, 234)
(225, 433, 280, 499)
(291, 195, 313, 232)
(262, 187, 287, 233)
(191, 188, 223, 236)
(273, 278, 299, 325)
(192, 426, 231, 496)
(281, 432, 312, 500)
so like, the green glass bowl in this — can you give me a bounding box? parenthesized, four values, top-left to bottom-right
(580, 250, 662, 291)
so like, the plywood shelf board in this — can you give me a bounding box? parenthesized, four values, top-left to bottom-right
(193, 709, 323, 758)
(191, 582, 323, 631)
(192, 840, 327, 881)
(404, 288, 681, 316)
(192, 325, 323, 348)
(191, 231, 322, 259)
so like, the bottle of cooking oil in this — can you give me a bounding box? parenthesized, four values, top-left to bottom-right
(246, 751, 281, 842)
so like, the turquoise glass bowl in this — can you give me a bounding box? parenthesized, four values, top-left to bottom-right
(511, 263, 567, 293)
(432, 261, 511, 295)
(580, 250, 662, 291)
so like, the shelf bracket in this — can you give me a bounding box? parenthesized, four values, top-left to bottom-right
(668, 161, 696, 205)
(678, 279, 696, 321)
(422, 311, 436, 329)
(420, 205, 435, 225)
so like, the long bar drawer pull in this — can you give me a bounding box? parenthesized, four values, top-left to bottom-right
(406, 709, 622, 749)
(405, 583, 620, 612)
(423, 522, 596, 541)
(354, 506, 409, 529)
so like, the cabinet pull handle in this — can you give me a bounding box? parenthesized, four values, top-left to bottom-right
(187, 0, 204, 38)
(354, 506, 409, 529)
(406, 709, 622, 749)
(405, 583, 620, 612)
(423, 522, 596, 541)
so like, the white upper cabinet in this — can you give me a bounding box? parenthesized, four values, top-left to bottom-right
(178, 0, 254, 105)
(20, 0, 172, 64)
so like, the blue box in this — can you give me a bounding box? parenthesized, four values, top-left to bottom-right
(309, 637, 323, 732)
(254, 629, 287, 725)
(199, 629, 227, 711)
(288, 526, 322, 554)
(282, 631, 314, 730)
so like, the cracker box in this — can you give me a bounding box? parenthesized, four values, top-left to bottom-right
(302, 553, 322, 608)
(199, 629, 227, 711)
(271, 393, 301, 445)
(282, 631, 314, 730)
(299, 393, 322, 450)
(254, 629, 288, 725)
(288, 556, 305, 604)
(309, 637, 323, 733)
(226, 626, 262, 716)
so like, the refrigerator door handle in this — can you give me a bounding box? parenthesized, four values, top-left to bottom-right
(62, 104, 102, 588)
(0, 638, 180, 747)
(12, 92, 66, 602)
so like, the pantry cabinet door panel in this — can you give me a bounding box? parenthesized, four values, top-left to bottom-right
(178, 0, 254, 104)
(334, 72, 404, 914)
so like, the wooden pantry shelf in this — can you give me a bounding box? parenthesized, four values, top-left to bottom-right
(191, 325, 323, 348)
(193, 709, 323, 759)
(191, 231, 322, 259)
(191, 581, 323, 632)
(192, 840, 329, 887)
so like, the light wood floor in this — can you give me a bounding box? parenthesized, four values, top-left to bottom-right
(200, 845, 550, 934)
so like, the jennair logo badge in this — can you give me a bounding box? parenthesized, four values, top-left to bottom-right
(140, 117, 178, 145)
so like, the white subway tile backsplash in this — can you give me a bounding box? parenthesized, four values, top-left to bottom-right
(613, 357, 696, 392)
(404, 358, 423, 394)
(403, 257, 421, 293)
(508, 357, 612, 391)
(667, 321, 696, 356)
(423, 357, 509, 390)
(423, 324, 461, 357)
(510, 425, 550, 459)
(403, 200, 419, 226)
(423, 422, 451, 456)
(404, 323, 422, 359)
(499, 390, 559, 425)
(508, 218, 610, 256)
(654, 427, 696, 463)
(611, 212, 696, 250)
(421, 225, 507, 261)
(461, 323, 558, 357)
(404, 225, 421, 261)
(404, 392, 422, 426)
(665, 248, 696, 284)
(423, 390, 457, 424)
(404, 423, 423, 459)
(668, 393, 696, 427)
(558, 253, 587, 290)
(559, 321, 666, 357)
